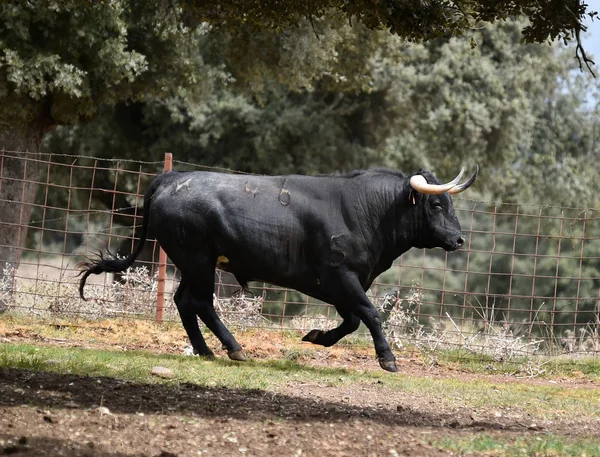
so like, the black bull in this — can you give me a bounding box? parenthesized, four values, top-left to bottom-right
(79, 167, 478, 372)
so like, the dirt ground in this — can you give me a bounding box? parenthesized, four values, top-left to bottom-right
(2, 330, 600, 456)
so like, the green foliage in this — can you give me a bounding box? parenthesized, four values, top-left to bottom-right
(0, 1, 219, 128)
(181, 0, 597, 48)
(43, 17, 600, 202)
(5, 0, 592, 131)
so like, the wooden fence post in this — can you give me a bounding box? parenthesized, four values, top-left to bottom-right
(156, 152, 173, 323)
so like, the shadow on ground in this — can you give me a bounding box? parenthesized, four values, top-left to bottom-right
(0, 434, 138, 457)
(0, 367, 512, 432)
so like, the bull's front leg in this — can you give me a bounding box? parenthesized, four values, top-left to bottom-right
(353, 302, 397, 372)
(316, 270, 397, 372)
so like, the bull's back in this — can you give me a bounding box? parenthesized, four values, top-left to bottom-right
(147, 171, 348, 283)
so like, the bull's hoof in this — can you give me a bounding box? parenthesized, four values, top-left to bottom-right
(378, 358, 398, 373)
(302, 329, 323, 344)
(228, 350, 248, 362)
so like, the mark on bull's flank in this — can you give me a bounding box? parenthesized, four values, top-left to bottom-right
(175, 178, 192, 193)
(330, 234, 346, 266)
(279, 189, 291, 206)
(245, 182, 259, 197)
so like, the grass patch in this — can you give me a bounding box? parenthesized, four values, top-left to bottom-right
(0, 342, 359, 390)
(3, 313, 600, 382)
(435, 348, 600, 380)
(1, 341, 600, 422)
(433, 434, 600, 456)
(386, 371, 600, 419)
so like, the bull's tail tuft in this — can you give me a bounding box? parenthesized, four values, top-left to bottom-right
(78, 175, 164, 301)
(77, 251, 137, 301)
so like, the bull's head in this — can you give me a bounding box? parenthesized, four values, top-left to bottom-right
(409, 166, 478, 251)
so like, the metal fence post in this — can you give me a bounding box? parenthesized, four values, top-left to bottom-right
(156, 152, 173, 323)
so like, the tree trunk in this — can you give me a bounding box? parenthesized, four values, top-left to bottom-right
(0, 126, 44, 309)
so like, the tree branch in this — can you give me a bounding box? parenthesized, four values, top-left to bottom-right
(575, 24, 596, 78)
(566, 5, 596, 78)
(308, 13, 320, 41)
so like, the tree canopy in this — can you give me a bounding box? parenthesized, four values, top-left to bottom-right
(1, 0, 597, 138)
(0, 1, 222, 131)
(182, 0, 598, 73)
(182, 0, 593, 42)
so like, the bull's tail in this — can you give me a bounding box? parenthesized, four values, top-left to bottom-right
(78, 175, 164, 300)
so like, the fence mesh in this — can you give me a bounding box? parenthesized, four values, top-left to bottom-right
(1, 150, 600, 359)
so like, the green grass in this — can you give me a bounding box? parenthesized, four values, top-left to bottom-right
(1, 342, 600, 421)
(3, 342, 600, 455)
(3, 312, 600, 382)
(433, 434, 600, 456)
(436, 348, 600, 379)
(0, 342, 360, 390)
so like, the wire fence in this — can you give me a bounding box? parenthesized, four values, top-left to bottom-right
(2, 150, 600, 359)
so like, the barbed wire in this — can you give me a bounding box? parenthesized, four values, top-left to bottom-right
(172, 159, 254, 175)
(0, 149, 164, 166)
(1, 149, 257, 176)
(89, 223, 142, 236)
(20, 196, 599, 230)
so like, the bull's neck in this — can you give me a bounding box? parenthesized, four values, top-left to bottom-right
(353, 179, 419, 279)
(378, 184, 420, 267)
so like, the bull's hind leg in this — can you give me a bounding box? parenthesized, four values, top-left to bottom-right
(190, 270, 247, 362)
(174, 279, 214, 358)
(302, 307, 360, 347)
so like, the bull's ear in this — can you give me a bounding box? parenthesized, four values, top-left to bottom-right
(408, 187, 424, 205)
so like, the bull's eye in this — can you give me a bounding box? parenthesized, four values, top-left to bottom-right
(432, 201, 443, 209)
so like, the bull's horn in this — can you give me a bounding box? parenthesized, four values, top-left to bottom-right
(409, 167, 465, 195)
(449, 165, 479, 194)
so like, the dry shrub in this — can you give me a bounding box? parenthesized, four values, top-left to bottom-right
(0, 264, 17, 313)
(375, 287, 424, 350)
(560, 327, 600, 355)
(10, 258, 600, 361)
(376, 285, 543, 361)
(213, 292, 267, 329)
(45, 266, 163, 319)
(424, 318, 543, 361)
(42, 266, 264, 329)
(289, 314, 339, 333)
